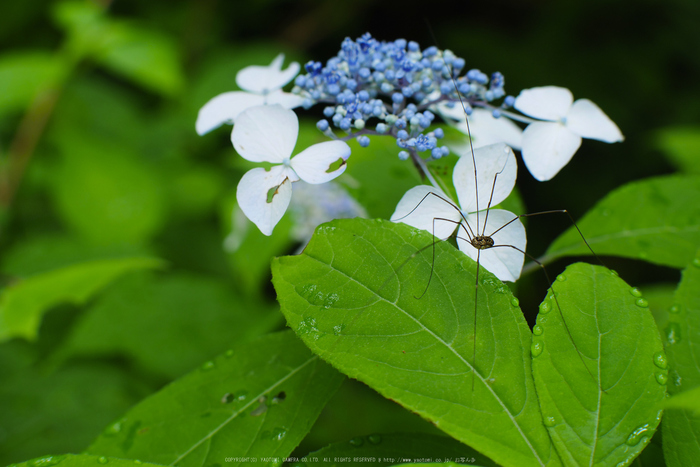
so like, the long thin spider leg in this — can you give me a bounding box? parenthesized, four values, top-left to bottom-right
(489, 243, 607, 394)
(487, 209, 607, 269)
(391, 190, 477, 241)
(480, 159, 509, 236)
(472, 248, 482, 392)
(415, 216, 469, 300)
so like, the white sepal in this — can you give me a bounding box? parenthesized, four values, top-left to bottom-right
(236, 165, 295, 236)
(391, 185, 462, 240)
(290, 141, 352, 184)
(520, 121, 581, 181)
(453, 143, 517, 213)
(231, 105, 298, 164)
(514, 86, 573, 121)
(195, 91, 265, 135)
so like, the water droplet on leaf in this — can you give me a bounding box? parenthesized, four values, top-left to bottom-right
(511, 297, 519, 307)
(692, 257, 700, 268)
(270, 427, 287, 441)
(665, 323, 681, 345)
(626, 424, 650, 446)
(201, 361, 215, 371)
(635, 298, 649, 308)
(368, 434, 382, 444)
(655, 372, 667, 385)
(533, 325, 543, 336)
(543, 416, 556, 427)
(531, 341, 543, 357)
(669, 305, 680, 314)
(224, 349, 234, 358)
(349, 437, 364, 447)
(629, 287, 642, 297)
(98, 458, 108, 465)
(556, 274, 566, 282)
(653, 351, 668, 369)
(540, 302, 551, 314)
(221, 393, 234, 404)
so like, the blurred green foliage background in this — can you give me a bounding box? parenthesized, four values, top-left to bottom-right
(0, 0, 698, 464)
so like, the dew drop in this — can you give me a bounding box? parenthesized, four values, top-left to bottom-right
(333, 324, 345, 336)
(626, 424, 650, 446)
(301, 284, 317, 300)
(270, 427, 287, 441)
(653, 351, 668, 369)
(531, 340, 543, 357)
(236, 390, 249, 401)
(349, 437, 364, 447)
(556, 274, 566, 282)
(533, 325, 544, 336)
(29, 456, 66, 467)
(543, 416, 556, 427)
(267, 459, 283, 467)
(105, 420, 123, 435)
(629, 287, 642, 297)
(669, 305, 680, 314)
(271, 391, 286, 404)
(635, 298, 649, 308)
(670, 369, 682, 387)
(323, 293, 340, 309)
(201, 360, 215, 371)
(368, 434, 382, 444)
(511, 297, 520, 307)
(693, 257, 700, 268)
(221, 393, 234, 404)
(540, 302, 552, 314)
(224, 349, 234, 358)
(665, 323, 682, 345)
(610, 269, 619, 276)
(98, 458, 108, 465)
(655, 372, 668, 385)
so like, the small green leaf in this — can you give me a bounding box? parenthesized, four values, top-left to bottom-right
(531, 263, 666, 467)
(272, 219, 559, 467)
(94, 22, 184, 96)
(0, 52, 62, 116)
(655, 126, 700, 174)
(86, 331, 344, 467)
(661, 250, 700, 466)
(306, 433, 498, 467)
(0, 257, 163, 341)
(50, 131, 166, 245)
(546, 175, 700, 268)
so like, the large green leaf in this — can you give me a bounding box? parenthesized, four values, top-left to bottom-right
(272, 218, 560, 467)
(86, 331, 344, 467)
(661, 251, 700, 466)
(305, 433, 498, 467)
(0, 256, 163, 341)
(13, 454, 166, 467)
(545, 175, 700, 268)
(531, 263, 666, 466)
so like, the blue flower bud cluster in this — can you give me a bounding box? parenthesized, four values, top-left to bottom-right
(292, 33, 511, 160)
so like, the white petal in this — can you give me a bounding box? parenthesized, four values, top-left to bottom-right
(391, 185, 462, 240)
(514, 86, 573, 121)
(433, 101, 469, 121)
(231, 105, 298, 163)
(195, 92, 265, 135)
(236, 165, 295, 236)
(456, 209, 526, 282)
(453, 142, 517, 214)
(266, 90, 306, 110)
(290, 141, 352, 184)
(566, 99, 624, 143)
(458, 109, 523, 150)
(520, 121, 582, 181)
(235, 54, 301, 94)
